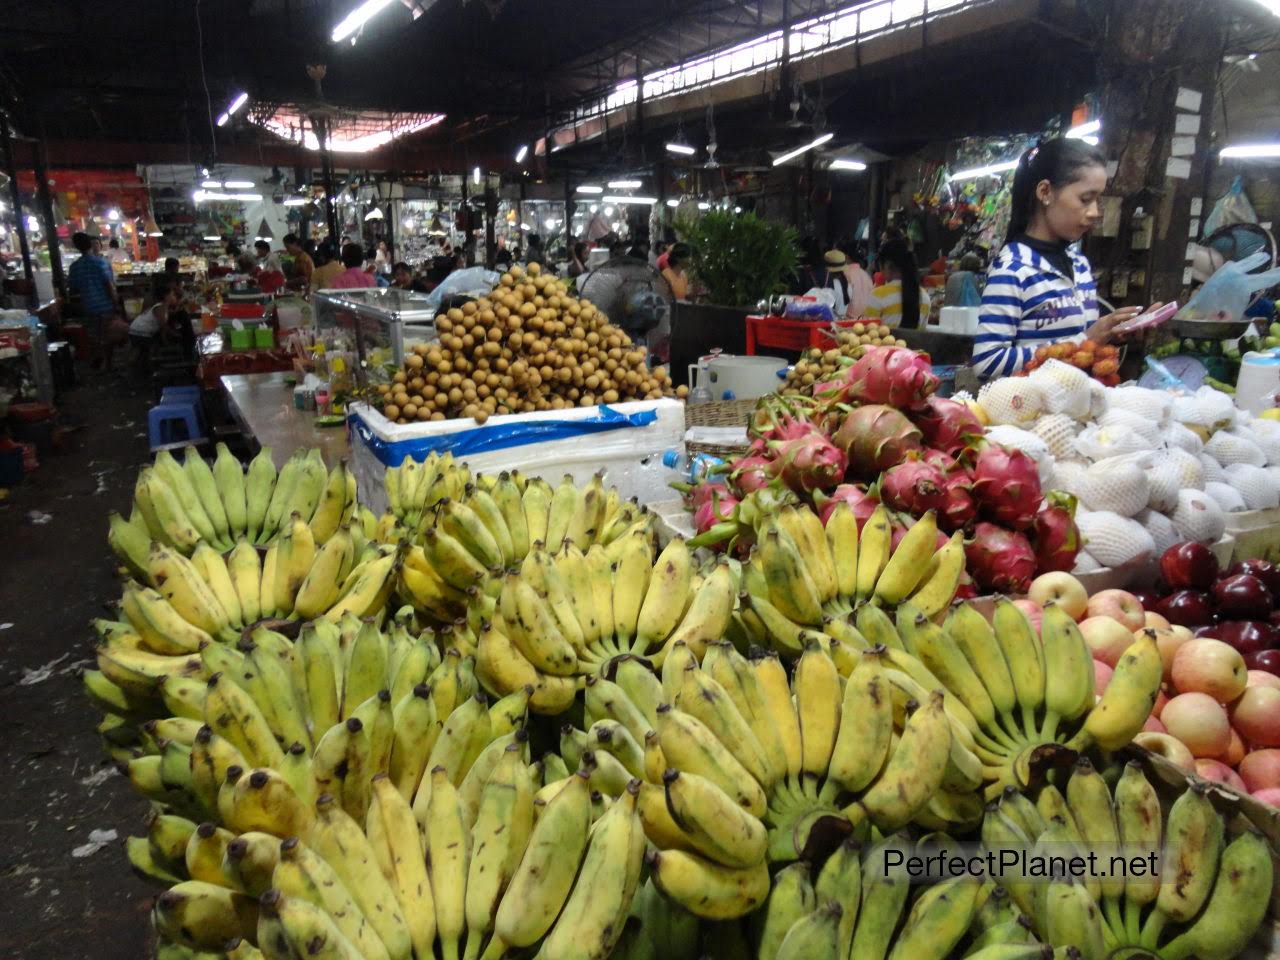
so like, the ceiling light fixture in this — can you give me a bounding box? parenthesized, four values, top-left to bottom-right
(515, 144, 529, 163)
(217, 92, 249, 126)
(224, 179, 255, 189)
(665, 199, 680, 208)
(829, 158, 867, 171)
(608, 179, 642, 189)
(282, 197, 308, 207)
(201, 179, 223, 189)
(1067, 119, 1101, 139)
(602, 195, 656, 205)
(203, 235, 222, 242)
(576, 185, 603, 194)
(1220, 142, 1280, 158)
(331, 0, 396, 42)
(772, 132, 834, 166)
(365, 207, 385, 220)
(665, 142, 696, 156)
(472, 167, 481, 184)
(948, 159, 1020, 181)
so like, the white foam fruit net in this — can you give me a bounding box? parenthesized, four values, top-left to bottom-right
(1027, 359, 1092, 419)
(1146, 467, 1181, 513)
(1076, 510, 1157, 568)
(1163, 421, 1205, 454)
(1075, 423, 1154, 461)
(1247, 418, 1280, 465)
(1204, 429, 1267, 467)
(1154, 447, 1207, 491)
(1078, 454, 1152, 518)
(1050, 459, 1090, 495)
(1099, 408, 1164, 446)
(1072, 550, 1103, 573)
(1224, 463, 1280, 510)
(978, 378, 1045, 426)
(1199, 453, 1227, 484)
(1031, 414, 1081, 460)
(1171, 489, 1226, 544)
(1172, 387, 1235, 430)
(1204, 480, 1248, 514)
(1136, 508, 1182, 555)
(1108, 385, 1173, 424)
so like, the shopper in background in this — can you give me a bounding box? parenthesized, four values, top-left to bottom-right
(945, 251, 985, 307)
(972, 137, 1154, 378)
(329, 242, 378, 289)
(254, 239, 282, 273)
(391, 262, 428, 292)
(792, 238, 823, 294)
(865, 238, 929, 329)
(284, 233, 314, 294)
(652, 240, 670, 271)
(841, 242, 874, 318)
(822, 249, 851, 317)
(525, 233, 546, 266)
(662, 242, 691, 302)
(567, 241, 589, 278)
(105, 238, 130, 263)
(311, 243, 342, 291)
(374, 240, 392, 275)
(128, 279, 177, 382)
(67, 230, 122, 370)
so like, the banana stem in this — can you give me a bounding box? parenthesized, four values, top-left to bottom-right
(1124, 897, 1143, 944)
(1020, 705, 1039, 743)
(1039, 711, 1061, 744)
(1139, 907, 1169, 950)
(1101, 896, 1126, 948)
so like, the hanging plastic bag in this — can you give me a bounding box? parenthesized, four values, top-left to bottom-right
(1203, 176, 1258, 235)
(422, 267, 502, 312)
(957, 273, 981, 307)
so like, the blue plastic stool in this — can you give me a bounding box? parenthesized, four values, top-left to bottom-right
(148, 402, 206, 450)
(161, 385, 202, 405)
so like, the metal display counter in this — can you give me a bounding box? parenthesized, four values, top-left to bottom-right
(313, 288, 438, 388)
(221, 371, 350, 468)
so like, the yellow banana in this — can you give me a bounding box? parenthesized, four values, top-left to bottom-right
(203, 673, 284, 769)
(874, 511, 937, 605)
(1113, 760, 1162, 911)
(272, 836, 390, 960)
(663, 769, 767, 868)
(635, 537, 693, 651)
(828, 646, 893, 793)
(824, 501, 859, 602)
(310, 461, 351, 544)
(676, 667, 774, 788)
(1158, 832, 1273, 960)
(184, 446, 231, 547)
(367, 773, 436, 960)
(243, 446, 276, 544)
(794, 639, 842, 780)
(854, 504, 892, 603)
(521, 477, 552, 547)
(424, 766, 469, 960)
(1039, 603, 1097, 740)
(152, 880, 258, 951)
(646, 848, 770, 919)
(907, 530, 965, 617)
(227, 539, 263, 627)
(654, 561, 736, 662)
(749, 650, 802, 779)
(221, 831, 280, 898)
(992, 598, 1046, 738)
(184, 821, 234, 885)
(888, 876, 983, 960)
(851, 691, 951, 831)
(610, 529, 654, 647)
(190, 542, 243, 629)
(294, 526, 355, 620)
(757, 861, 817, 960)
(654, 705, 767, 817)
(756, 523, 824, 626)
(777, 505, 838, 605)
(1071, 630, 1161, 752)
(213, 442, 248, 541)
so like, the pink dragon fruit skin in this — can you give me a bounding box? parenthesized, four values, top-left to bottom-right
(770, 428, 848, 494)
(815, 484, 880, 529)
(729, 453, 776, 497)
(693, 490, 740, 536)
(841, 346, 940, 410)
(921, 448, 960, 474)
(970, 443, 1043, 531)
(687, 481, 732, 511)
(1032, 492, 1082, 573)
(835, 405, 922, 479)
(966, 522, 1038, 594)
(914, 396, 984, 455)
(880, 460, 950, 516)
(939, 474, 978, 533)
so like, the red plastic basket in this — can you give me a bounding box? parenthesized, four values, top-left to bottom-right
(745, 315, 861, 355)
(219, 303, 267, 320)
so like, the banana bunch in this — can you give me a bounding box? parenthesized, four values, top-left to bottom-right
(985, 760, 1274, 960)
(739, 505, 965, 658)
(472, 535, 737, 714)
(746, 834, 1037, 960)
(381, 450, 473, 535)
(397, 472, 655, 619)
(111, 446, 359, 575)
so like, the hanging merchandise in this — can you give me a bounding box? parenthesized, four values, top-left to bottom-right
(1203, 176, 1258, 236)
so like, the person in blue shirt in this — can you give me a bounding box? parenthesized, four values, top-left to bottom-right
(67, 231, 122, 370)
(972, 138, 1158, 378)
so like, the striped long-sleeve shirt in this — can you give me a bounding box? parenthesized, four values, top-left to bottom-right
(971, 240, 1099, 378)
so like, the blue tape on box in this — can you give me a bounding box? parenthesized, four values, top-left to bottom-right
(349, 405, 659, 467)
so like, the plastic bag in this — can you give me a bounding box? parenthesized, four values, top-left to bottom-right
(422, 267, 502, 312)
(785, 293, 836, 323)
(956, 273, 981, 307)
(1203, 176, 1258, 235)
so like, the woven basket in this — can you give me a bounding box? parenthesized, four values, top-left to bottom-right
(684, 397, 758, 460)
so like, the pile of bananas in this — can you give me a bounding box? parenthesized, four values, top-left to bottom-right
(109, 445, 362, 574)
(380, 450, 472, 534)
(739, 506, 966, 658)
(983, 759, 1273, 960)
(780, 324, 905, 395)
(475, 537, 735, 713)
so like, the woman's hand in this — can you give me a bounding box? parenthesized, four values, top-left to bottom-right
(1088, 303, 1163, 343)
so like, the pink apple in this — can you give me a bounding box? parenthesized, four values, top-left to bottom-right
(1087, 589, 1146, 631)
(1238, 748, 1280, 792)
(1153, 688, 1170, 718)
(1222, 727, 1246, 766)
(1080, 617, 1137, 668)
(1195, 758, 1247, 792)
(1029, 573, 1089, 621)
(1248, 670, 1280, 692)
(1134, 731, 1196, 772)
(1251, 787, 1280, 807)
(1144, 715, 1167, 733)
(1161, 692, 1232, 758)
(1171, 638, 1249, 704)
(1144, 610, 1171, 630)
(1013, 599, 1043, 634)
(1093, 659, 1113, 697)
(1149, 626, 1192, 685)
(1230, 687, 1280, 747)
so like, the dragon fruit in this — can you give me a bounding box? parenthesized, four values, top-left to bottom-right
(939, 473, 978, 533)
(769, 424, 848, 494)
(835, 405, 922, 479)
(728, 453, 776, 497)
(1031, 492, 1082, 573)
(880, 459, 950, 516)
(891, 522, 950, 553)
(840, 346, 940, 410)
(913, 396, 985, 455)
(970, 443, 1043, 531)
(814, 484, 880, 529)
(693, 489, 740, 536)
(966, 522, 1038, 594)
(921, 448, 960, 473)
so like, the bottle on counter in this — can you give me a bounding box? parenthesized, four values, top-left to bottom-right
(661, 449, 724, 483)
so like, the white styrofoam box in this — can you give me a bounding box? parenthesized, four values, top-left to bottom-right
(930, 306, 980, 335)
(349, 398, 686, 514)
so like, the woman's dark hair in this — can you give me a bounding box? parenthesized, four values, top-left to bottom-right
(341, 242, 365, 269)
(72, 232, 93, 254)
(1007, 136, 1106, 243)
(877, 238, 922, 330)
(668, 242, 691, 268)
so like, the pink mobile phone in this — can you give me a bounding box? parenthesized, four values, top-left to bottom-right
(1110, 301, 1179, 334)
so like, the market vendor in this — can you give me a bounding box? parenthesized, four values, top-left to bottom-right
(971, 138, 1156, 378)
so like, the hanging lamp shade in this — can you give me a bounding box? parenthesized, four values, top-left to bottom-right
(143, 214, 164, 237)
(428, 213, 445, 235)
(256, 218, 273, 240)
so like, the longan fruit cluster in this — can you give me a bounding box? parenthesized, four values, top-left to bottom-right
(376, 262, 684, 425)
(782, 322, 907, 394)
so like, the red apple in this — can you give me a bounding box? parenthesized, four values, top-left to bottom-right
(1079, 617, 1136, 668)
(1158, 590, 1215, 628)
(1093, 659, 1113, 697)
(1171, 638, 1249, 703)
(1251, 787, 1280, 807)
(1086, 589, 1146, 631)
(1239, 748, 1280, 791)
(1245, 649, 1280, 677)
(1213, 620, 1275, 657)
(1229, 558, 1280, 598)
(1161, 541, 1221, 590)
(1230, 686, 1280, 747)
(1269, 609, 1280, 628)
(1249, 668, 1280, 690)
(1132, 589, 1164, 611)
(1134, 731, 1196, 772)
(1012, 599, 1043, 634)
(1161, 691, 1233, 758)
(1213, 574, 1275, 621)
(1028, 572, 1089, 621)
(1195, 758, 1247, 792)
(1144, 715, 1167, 733)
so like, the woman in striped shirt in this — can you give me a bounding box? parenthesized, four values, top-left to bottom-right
(972, 138, 1156, 378)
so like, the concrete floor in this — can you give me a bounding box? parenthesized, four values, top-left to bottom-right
(0, 372, 159, 959)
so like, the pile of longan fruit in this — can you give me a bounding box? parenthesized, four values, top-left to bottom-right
(375, 262, 685, 425)
(781, 322, 907, 394)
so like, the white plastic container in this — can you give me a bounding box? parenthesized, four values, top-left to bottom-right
(929, 307, 981, 335)
(686, 354, 786, 400)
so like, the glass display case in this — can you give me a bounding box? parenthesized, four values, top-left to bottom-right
(313, 288, 439, 387)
